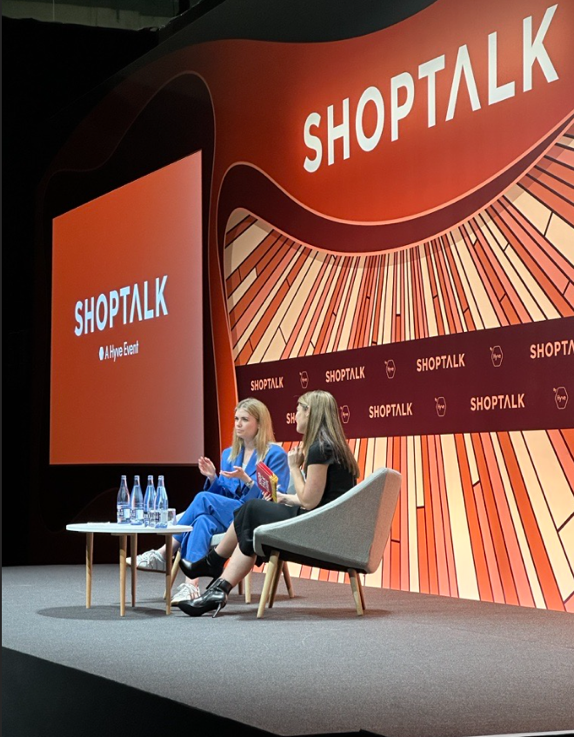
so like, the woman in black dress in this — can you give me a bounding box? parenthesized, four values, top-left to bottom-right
(177, 389, 360, 617)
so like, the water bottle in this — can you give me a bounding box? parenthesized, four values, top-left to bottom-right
(130, 475, 144, 525)
(116, 475, 131, 524)
(143, 475, 156, 527)
(155, 475, 169, 528)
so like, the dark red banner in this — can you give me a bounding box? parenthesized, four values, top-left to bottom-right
(237, 317, 574, 439)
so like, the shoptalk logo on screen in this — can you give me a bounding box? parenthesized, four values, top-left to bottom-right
(74, 276, 168, 336)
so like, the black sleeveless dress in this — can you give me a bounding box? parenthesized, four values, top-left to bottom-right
(233, 440, 355, 559)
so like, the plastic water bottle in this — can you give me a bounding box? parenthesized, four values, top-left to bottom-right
(116, 475, 131, 524)
(130, 475, 144, 525)
(155, 475, 169, 528)
(143, 475, 156, 527)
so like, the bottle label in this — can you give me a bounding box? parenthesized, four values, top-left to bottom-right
(130, 508, 144, 524)
(117, 505, 130, 523)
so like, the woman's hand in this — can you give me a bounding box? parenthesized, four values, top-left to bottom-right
(198, 456, 217, 483)
(288, 447, 305, 469)
(276, 491, 299, 506)
(220, 466, 251, 485)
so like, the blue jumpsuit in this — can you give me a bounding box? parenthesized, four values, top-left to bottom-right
(174, 444, 289, 563)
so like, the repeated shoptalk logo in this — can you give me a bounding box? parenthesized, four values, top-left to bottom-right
(470, 392, 525, 411)
(250, 376, 284, 391)
(325, 366, 365, 382)
(416, 352, 465, 372)
(530, 339, 574, 358)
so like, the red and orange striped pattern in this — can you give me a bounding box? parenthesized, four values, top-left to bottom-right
(224, 128, 574, 612)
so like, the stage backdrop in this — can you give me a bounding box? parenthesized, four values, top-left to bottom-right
(42, 0, 573, 610)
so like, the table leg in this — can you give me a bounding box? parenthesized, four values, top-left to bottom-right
(165, 535, 173, 615)
(119, 535, 127, 616)
(86, 533, 94, 609)
(130, 534, 137, 607)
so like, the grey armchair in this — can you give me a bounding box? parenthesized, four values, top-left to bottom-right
(253, 467, 402, 617)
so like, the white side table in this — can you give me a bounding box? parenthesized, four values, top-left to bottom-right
(66, 523, 192, 616)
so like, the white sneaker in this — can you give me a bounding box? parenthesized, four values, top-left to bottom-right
(171, 582, 201, 604)
(126, 549, 166, 572)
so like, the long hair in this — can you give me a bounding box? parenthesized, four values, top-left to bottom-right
(229, 398, 276, 463)
(299, 390, 359, 477)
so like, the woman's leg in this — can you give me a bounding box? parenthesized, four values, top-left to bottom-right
(161, 492, 239, 561)
(213, 521, 239, 558)
(219, 545, 256, 588)
(153, 539, 180, 559)
(178, 501, 299, 617)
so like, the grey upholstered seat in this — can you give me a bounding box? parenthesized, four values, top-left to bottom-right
(252, 467, 402, 617)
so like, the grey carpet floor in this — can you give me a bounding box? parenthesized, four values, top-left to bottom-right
(2, 565, 574, 737)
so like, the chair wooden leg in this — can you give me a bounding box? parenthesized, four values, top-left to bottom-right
(357, 572, 366, 612)
(164, 549, 181, 600)
(244, 572, 252, 603)
(257, 551, 279, 619)
(269, 561, 284, 608)
(348, 569, 364, 616)
(282, 562, 294, 598)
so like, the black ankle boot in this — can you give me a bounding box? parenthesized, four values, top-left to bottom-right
(179, 548, 226, 581)
(177, 578, 233, 618)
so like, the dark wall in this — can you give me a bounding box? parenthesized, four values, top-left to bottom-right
(3, 18, 166, 565)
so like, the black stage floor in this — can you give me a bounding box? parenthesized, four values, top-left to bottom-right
(2, 565, 574, 737)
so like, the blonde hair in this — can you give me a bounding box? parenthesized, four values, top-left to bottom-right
(298, 390, 359, 477)
(229, 398, 276, 462)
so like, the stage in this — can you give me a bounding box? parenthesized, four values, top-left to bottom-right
(3, 564, 574, 737)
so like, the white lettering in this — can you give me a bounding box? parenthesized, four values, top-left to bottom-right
(523, 4, 559, 92)
(303, 112, 322, 173)
(327, 98, 350, 166)
(155, 276, 168, 317)
(143, 281, 154, 320)
(109, 290, 119, 328)
(488, 31, 516, 104)
(301, 5, 561, 173)
(84, 297, 95, 335)
(530, 339, 574, 358)
(356, 86, 385, 152)
(471, 393, 525, 411)
(74, 301, 83, 336)
(119, 286, 131, 324)
(325, 366, 366, 383)
(74, 277, 169, 336)
(390, 72, 415, 141)
(250, 377, 285, 391)
(96, 293, 108, 331)
(446, 44, 481, 121)
(418, 55, 446, 127)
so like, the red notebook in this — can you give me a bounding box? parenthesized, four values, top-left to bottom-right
(256, 461, 279, 502)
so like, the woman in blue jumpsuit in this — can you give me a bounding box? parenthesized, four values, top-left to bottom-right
(130, 398, 289, 603)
